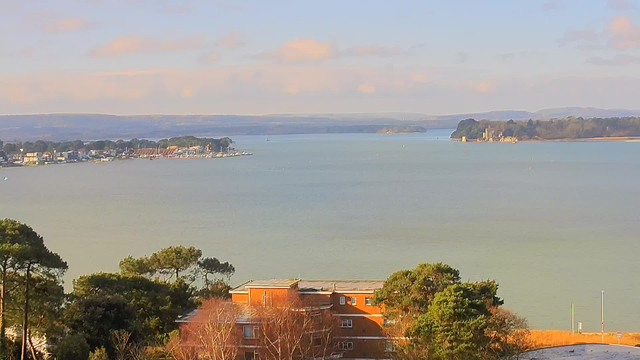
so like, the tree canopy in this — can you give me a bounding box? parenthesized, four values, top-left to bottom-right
(375, 262, 527, 360)
(71, 272, 195, 339)
(119, 246, 203, 282)
(374, 262, 460, 316)
(0, 136, 234, 154)
(451, 116, 640, 140)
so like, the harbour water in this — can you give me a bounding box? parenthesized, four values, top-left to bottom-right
(1, 129, 639, 331)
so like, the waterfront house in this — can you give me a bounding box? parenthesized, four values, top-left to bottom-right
(24, 152, 43, 165)
(179, 278, 388, 360)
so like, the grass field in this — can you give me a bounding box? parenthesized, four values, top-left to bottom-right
(528, 330, 640, 348)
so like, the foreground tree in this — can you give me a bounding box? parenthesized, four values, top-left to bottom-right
(119, 246, 234, 284)
(64, 295, 139, 356)
(197, 257, 235, 287)
(118, 246, 235, 300)
(0, 220, 68, 360)
(410, 283, 495, 360)
(166, 298, 241, 360)
(6, 274, 65, 359)
(56, 334, 90, 360)
(375, 263, 527, 360)
(148, 246, 202, 282)
(374, 262, 460, 317)
(70, 272, 194, 341)
(0, 220, 32, 343)
(256, 296, 336, 360)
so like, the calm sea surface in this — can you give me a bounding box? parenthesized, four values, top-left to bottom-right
(1, 129, 639, 331)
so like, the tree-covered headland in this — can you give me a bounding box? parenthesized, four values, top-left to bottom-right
(451, 117, 640, 141)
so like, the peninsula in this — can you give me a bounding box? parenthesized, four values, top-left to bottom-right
(451, 117, 640, 142)
(0, 135, 251, 167)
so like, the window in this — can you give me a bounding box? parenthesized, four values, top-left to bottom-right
(313, 335, 322, 347)
(365, 297, 372, 305)
(339, 296, 345, 305)
(383, 318, 396, 326)
(311, 311, 322, 324)
(244, 325, 258, 339)
(338, 341, 354, 351)
(340, 319, 353, 328)
(350, 297, 357, 305)
(244, 352, 255, 360)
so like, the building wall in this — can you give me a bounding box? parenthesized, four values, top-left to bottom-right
(332, 293, 382, 315)
(248, 287, 295, 307)
(232, 293, 248, 303)
(232, 287, 388, 360)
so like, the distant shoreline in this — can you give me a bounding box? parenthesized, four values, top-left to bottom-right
(452, 136, 640, 143)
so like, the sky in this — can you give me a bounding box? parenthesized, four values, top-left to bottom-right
(1, 0, 639, 115)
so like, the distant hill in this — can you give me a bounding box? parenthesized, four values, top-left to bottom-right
(2, 107, 639, 141)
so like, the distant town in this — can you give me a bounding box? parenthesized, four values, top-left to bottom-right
(0, 136, 251, 167)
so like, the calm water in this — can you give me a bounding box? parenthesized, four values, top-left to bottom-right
(1, 129, 639, 331)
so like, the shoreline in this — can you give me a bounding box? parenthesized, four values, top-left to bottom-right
(1, 151, 253, 170)
(452, 136, 640, 143)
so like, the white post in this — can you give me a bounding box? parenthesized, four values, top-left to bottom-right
(601, 290, 605, 344)
(571, 303, 575, 335)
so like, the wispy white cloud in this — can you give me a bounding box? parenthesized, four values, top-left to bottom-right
(342, 45, 406, 57)
(358, 83, 376, 94)
(607, 15, 640, 49)
(541, 1, 560, 11)
(557, 29, 600, 48)
(257, 38, 335, 62)
(472, 81, 497, 93)
(587, 54, 640, 65)
(607, 0, 636, 11)
(257, 39, 420, 62)
(199, 52, 219, 64)
(217, 31, 248, 49)
(44, 17, 92, 33)
(90, 35, 204, 57)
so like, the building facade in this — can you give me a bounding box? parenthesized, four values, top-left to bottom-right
(229, 279, 388, 360)
(23, 152, 42, 165)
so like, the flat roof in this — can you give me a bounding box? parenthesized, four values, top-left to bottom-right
(231, 279, 299, 292)
(299, 280, 384, 292)
(231, 279, 384, 293)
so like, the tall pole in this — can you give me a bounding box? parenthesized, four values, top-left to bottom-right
(601, 290, 605, 344)
(571, 303, 575, 335)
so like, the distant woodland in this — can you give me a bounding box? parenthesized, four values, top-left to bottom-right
(451, 117, 640, 140)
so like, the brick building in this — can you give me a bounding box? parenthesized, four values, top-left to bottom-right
(228, 279, 388, 360)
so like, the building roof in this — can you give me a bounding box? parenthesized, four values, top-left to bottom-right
(298, 280, 384, 293)
(230, 279, 384, 293)
(176, 303, 258, 323)
(132, 148, 176, 156)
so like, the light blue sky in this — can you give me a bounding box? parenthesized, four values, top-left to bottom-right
(1, 0, 639, 114)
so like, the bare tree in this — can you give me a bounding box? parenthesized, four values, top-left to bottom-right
(256, 296, 336, 360)
(483, 308, 531, 360)
(167, 298, 242, 360)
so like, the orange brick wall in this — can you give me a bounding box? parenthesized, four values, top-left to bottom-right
(332, 293, 382, 315)
(248, 288, 295, 307)
(337, 338, 387, 359)
(231, 288, 387, 359)
(336, 316, 384, 337)
(232, 293, 248, 303)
